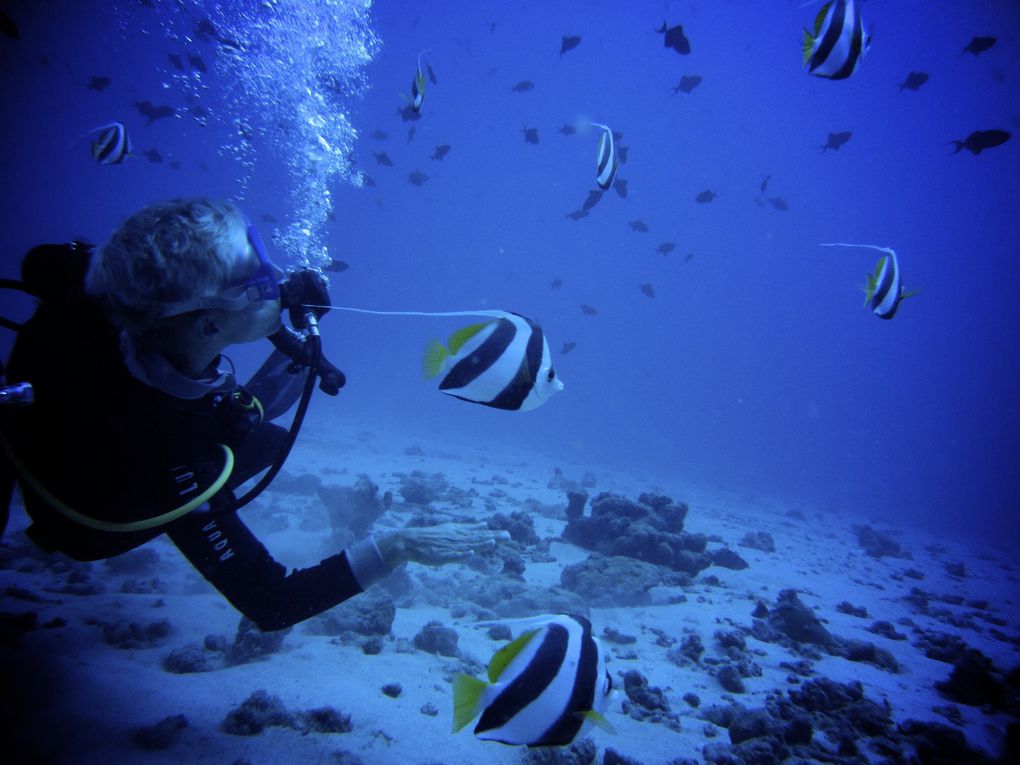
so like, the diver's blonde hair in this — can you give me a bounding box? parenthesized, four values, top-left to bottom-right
(86, 197, 245, 334)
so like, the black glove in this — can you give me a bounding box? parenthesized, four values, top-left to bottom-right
(279, 268, 331, 329)
(268, 326, 346, 396)
(315, 355, 345, 396)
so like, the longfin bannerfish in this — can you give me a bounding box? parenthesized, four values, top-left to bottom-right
(590, 122, 618, 191)
(453, 614, 614, 746)
(90, 122, 130, 165)
(296, 306, 564, 412)
(410, 50, 430, 113)
(821, 242, 916, 320)
(803, 0, 870, 80)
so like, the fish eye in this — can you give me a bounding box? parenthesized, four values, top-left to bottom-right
(546, 368, 556, 382)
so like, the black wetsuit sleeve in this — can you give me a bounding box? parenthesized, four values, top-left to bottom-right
(167, 509, 364, 631)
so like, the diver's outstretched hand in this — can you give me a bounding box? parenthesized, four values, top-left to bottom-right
(378, 523, 510, 567)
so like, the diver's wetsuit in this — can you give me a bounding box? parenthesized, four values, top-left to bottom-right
(1, 244, 381, 631)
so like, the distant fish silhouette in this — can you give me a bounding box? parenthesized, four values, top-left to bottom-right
(566, 210, 589, 221)
(695, 190, 716, 203)
(559, 124, 577, 136)
(325, 259, 350, 273)
(656, 242, 675, 256)
(580, 304, 598, 316)
(629, 219, 649, 232)
(962, 36, 995, 56)
(408, 170, 429, 186)
(134, 100, 175, 124)
(582, 190, 604, 211)
(560, 341, 576, 355)
(760, 175, 771, 195)
(613, 178, 628, 199)
(550, 278, 563, 289)
(261, 213, 278, 224)
(370, 129, 388, 140)
(396, 104, 422, 122)
(639, 283, 655, 298)
(560, 35, 582, 56)
(167, 52, 184, 71)
(948, 129, 1010, 155)
(769, 196, 789, 211)
(684, 252, 695, 263)
(374, 151, 393, 166)
(426, 62, 438, 85)
(188, 54, 207, 73)
(521, 127, 539, 144)
(898, 71, 928, 92)
(510, 80, 535, 93)
(87, 75, 112, 92)
(670, 75, 702, 94)
(820, 131, 852, 152)
(657, 21, 690, 55)
(143, 148, 163, 163)
(431, 144, 451, 161)
(407, 125, 416, 142)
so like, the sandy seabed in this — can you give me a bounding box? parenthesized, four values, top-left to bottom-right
(1, 420, 1016, 765)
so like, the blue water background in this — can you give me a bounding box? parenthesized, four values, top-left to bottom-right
(1, 0, 1017, 542)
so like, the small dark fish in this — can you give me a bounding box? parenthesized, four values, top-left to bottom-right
(167, 52, 184, 71)
(657, 21, 690, 55)
(261, 213, 278, 223)
(684, 252, 694, 263)
(138, 0, 154, 6)
(962, 36, 996, 56)
(670, 75, 702, 94)
(426, 63, 438, 84)
(613, 178, 628, 199)
(560, 341, 576, 355)
(559, 124, 576, 136)
(629, 219, 649, 232)
(949, 129, 1010, 155)
(760, 175, 771, 194)
(510, 80, 534, 93)
(374, 151, 393, 166)
(0, 11, 21, 40)
(143, 147, 163, 163)
(370, 129, 388, 140)
(639, 283, 655, 298)
(431, 144, 451, 161)
(325, 259, 350, 273)
(560, 35, 582, 56)
(656, 242, 675, 256)
(396, 104, 422, 122)
(820, 131, 852, 152)
(582, 190, 604, 211)
(580, 304, 598, 316)
(87, 75, 112, 92)
(360, 174, 376, 187)
(898, 71, 929, 92)
(408, 170, 429, 186)
(695, 190, 716, 204)
(769, 196, 789, 211)
(566, 210, 589, 221)
(188, 54, 207, 73)
(193, 18, 219, 43)
(550, 278, 563, 289)
(407, 125, 416, 142)
(134, 100, 176, 124)
(522, 127, 539, 144)
(170, 160, 182, 170)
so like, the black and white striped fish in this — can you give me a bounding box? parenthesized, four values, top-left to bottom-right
(822, 242, 916, 320)
(424, 310, 563, 411)
(802, 0, 870, 80)
(453, 614, 614, 747)
(90, 122, 130, 165)
(410, 50, 428, 112)
(589, 122, 618, 191)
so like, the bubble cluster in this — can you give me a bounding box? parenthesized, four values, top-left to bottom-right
(135, 0, 380, 266)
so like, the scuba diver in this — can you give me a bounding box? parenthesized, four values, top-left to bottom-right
(0, 197, 503, 631)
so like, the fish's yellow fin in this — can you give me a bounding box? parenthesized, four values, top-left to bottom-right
(452, 674, 488, 733)
(900, 287, 921, 300)
(813, 3, 831, 35)
(447, 321, 492, 355)
(579, 709, 617, 735)
(488, 628, 540, 683)
(802, 28, 815, 63)
(423, 339, 448, 380)
(863, 274, 877, 306)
